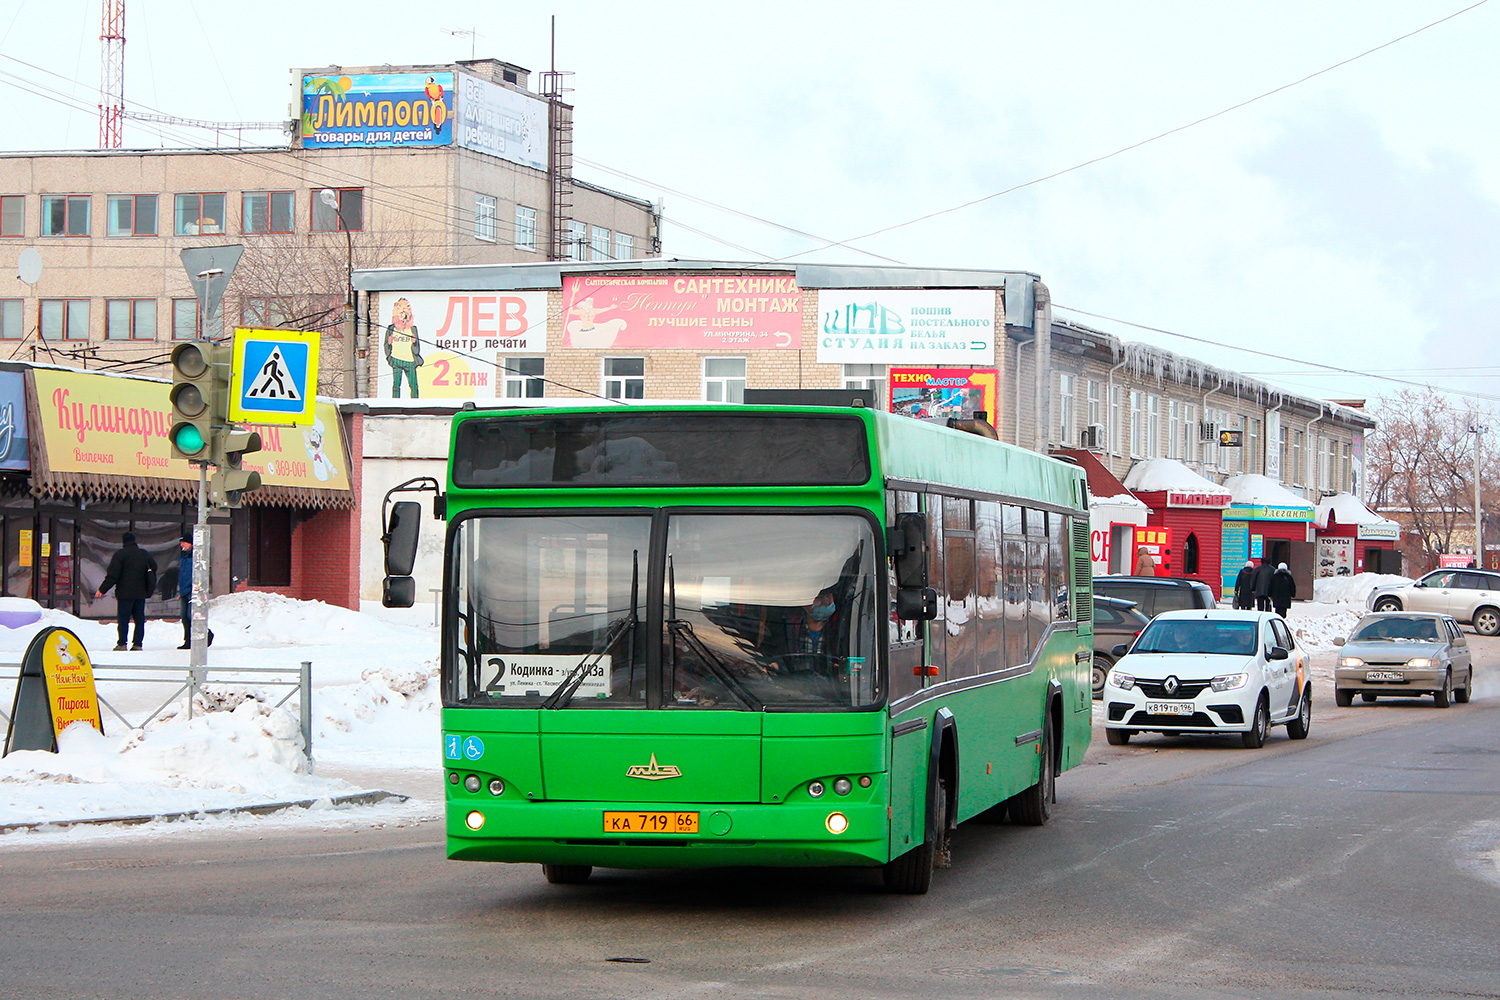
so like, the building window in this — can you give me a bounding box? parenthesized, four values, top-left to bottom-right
(311, 188, 363, 232)
(42, 195, 90, 236)
(1109, 385, 1122, 455)
(842, 363, 886, 408)
(1342, 441, 1352, 493)
(106, 194, 158, 237)
(502, 357, 545, 398)
(241, 296, 295, 328)
(1055, 373, 1074, 444)
(0, 196, 22, 237)
(514, 205, 537, 251)
(243, 191, 294, 234)
(1147, 395, 1161, 457)
(1129, 390, 1142, 458)
(1247, 417, 1261, 476)
(614, 232, 634, 261)
(39, 299, 89, 340)
(1279, 426, 1289, 478)
(1183, 404, 1196, 463)
(566, 220, 587, 260)
(0, 299, 22, 339)
(1292, 430, 1304, 484)
(1086, 379, 1100, 429)
(173, 193, 225, 236)
(172, 299, 200, 340)
(105, 298, 156, 340)
(474, 194, 496, 242)
(1168, 400, 1180, 460)
(591, 225, 611, 260)
(703, 357, 746, 403)
(602, 357, 644, 399)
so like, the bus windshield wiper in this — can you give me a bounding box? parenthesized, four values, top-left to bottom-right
(542, 550, 638, 709)
(666, 556, 762, 712)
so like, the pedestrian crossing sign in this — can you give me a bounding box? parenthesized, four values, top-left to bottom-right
(228, 328, 320, 426)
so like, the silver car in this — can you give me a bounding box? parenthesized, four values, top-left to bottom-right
(1333, 612, 1473, 708)
(1365, 569, 1500, 636)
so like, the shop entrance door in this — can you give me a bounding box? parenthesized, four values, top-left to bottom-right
(35, 516, 78, 615)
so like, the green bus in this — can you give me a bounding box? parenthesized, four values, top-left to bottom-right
(382, 401, 1093, 893)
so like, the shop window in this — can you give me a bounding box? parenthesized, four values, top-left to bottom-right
(174, 193, 225, 235)
(42, 195, 90, 236)
(243, 191, 295, 234)
(312, 188, 363, 232)
(1183, 532, 1200, 575)
(0, 195, 23, 237)
(106, 194, 158, 236)
(105, 298, 157, 340)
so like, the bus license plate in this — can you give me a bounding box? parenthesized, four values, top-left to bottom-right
(1365, 670, 1405, 682)
(603, 811, 699, 834)
(1146, 701, 1194, 715)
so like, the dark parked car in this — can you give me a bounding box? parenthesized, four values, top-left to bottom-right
(1092, 595, 1150, 698)
(1093, 576, 1219, 617)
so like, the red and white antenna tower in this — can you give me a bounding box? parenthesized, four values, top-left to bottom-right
(98, 0, 125, 148)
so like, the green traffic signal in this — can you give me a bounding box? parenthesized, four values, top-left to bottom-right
(170, 340, 221, 462)
(172, 423, 207, 457)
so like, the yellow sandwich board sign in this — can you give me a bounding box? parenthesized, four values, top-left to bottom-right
(228, 328, 320, 426)
(3, 627, 103, 755)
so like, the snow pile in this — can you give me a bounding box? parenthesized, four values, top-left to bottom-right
(1222, 474, 1313, 510)
(1091, 492, 1147, 510)
(1285, 602, 1364, 651)
(1315, 492, 1400, 532)
(1313, 572, 1410, 605)
(1123, 457, 1229, 495)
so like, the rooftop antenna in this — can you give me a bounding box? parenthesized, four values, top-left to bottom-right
(99, 0, 125, 147)
(443, 27, 481, 61)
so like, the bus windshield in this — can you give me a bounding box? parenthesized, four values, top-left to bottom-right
(448, 512, 880, 710)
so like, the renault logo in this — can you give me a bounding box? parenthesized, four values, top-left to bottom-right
(626, 754, 682, 780)
(1163, 675, 1180, 697)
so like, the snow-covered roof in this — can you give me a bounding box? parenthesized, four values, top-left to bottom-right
(1122, 458, 1228, 495)
(1316, 492, 1401, 531)
(1222, 474, 1315, 511)
(1090, 492, 1148, 510)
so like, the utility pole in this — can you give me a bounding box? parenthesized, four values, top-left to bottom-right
(1472, 424, 1487, 568)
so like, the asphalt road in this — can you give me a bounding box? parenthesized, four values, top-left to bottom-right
(2, 645, 1498, 1000)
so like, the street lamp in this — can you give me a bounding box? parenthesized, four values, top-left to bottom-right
(320, 188, 356, 397)
(1472, 425, 1487, 568)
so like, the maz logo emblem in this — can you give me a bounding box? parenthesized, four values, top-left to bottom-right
(626, 754, 682, 780)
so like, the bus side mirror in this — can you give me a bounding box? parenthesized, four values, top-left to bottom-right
(384, 576, 416, 609)
(384, 500, 421, 576)
(889, 512, 929, 589)
(896, 586, 938, 621)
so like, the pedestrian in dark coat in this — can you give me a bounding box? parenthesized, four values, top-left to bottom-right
(1270, 562, 1297, 618)
(1252, 558, 1275, 612)
(176, 531, 214, 650)
(95, 531, 158, 651)
(1233, 560, 1257, 610)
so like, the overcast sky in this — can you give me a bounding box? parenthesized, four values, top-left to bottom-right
(2, 0, 1496, 412)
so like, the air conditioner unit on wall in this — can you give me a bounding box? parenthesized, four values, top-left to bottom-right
(1199, 421, 1219, 442)
(1080, 424, 1103, 449)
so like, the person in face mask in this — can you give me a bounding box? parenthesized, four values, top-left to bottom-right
(781, 586, 842, 660)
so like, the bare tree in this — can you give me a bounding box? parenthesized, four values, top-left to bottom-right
(1367, 388, 1500, 572)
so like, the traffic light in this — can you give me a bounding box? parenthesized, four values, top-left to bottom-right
(169, 342, 218, 462)
(209, 428, 263, 508)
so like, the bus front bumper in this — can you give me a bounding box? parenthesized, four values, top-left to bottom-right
(446, 799, 890, 869)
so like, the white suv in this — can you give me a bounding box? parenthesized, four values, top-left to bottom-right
(1365, 569, 1500, 636)
(1103, 610, 1311, 749)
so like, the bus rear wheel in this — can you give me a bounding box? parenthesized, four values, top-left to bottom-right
(1008, 713, 1055, 826)
(883, 775, 947, 894)
(542, 864, 593, 885)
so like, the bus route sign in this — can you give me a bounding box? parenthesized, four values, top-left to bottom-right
(228, 328, 319, 426)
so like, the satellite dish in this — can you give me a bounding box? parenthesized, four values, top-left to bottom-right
(17, 247, 41, 286)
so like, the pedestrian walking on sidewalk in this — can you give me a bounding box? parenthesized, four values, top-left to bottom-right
(95, 531, 157, 651)
(1270, 562, 1297, 619)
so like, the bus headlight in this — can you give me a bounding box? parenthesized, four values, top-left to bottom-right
(489, 778, 505, 796)
(808, 781, 825, 798)
(463, 774, 481, 793)
(825, 812, 849, 835)
(833, 778, 853, 796)
(465, 810, 485, 830)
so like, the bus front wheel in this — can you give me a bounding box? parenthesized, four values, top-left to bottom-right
(542, 864, 593, 885)
(883, 775, 947, 894)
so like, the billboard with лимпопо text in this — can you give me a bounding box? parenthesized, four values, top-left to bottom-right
(301, 72, 454, 148)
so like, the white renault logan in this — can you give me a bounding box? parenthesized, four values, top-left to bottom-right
(1103, 609, 1311, 749)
